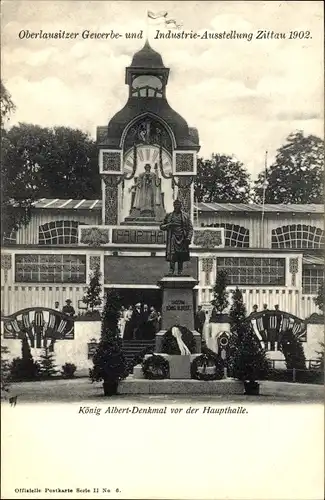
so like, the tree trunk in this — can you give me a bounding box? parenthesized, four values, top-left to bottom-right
(244, 381, 260, 395)
(103, 380, 118, 396)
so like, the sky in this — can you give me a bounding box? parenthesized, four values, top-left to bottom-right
(1, 0, 324, 178)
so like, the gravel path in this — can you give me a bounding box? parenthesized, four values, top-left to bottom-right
(2, 377, 323, 404)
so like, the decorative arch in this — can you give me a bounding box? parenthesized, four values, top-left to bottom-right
(39, 221, 86, 245)
(119, 112, 177, 151)
(2, 307, 75, 350)
(271, 224, 324, 249)
(247, 309, 307, 346)
(202, 223, 249, 247)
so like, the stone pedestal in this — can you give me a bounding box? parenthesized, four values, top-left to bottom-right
(155, 276, 201, 353)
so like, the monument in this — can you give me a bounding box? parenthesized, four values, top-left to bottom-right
(93, 40, 233, 392)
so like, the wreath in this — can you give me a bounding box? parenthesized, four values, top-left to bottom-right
(142, 354, 170, 380)
(191, 353, 224, 381)
(161, 325, 196, 355)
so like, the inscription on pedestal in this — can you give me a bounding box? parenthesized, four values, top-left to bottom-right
(166, 300, 191, 312)
(112, 228, 166, 245)
(162, 289, 194, 330)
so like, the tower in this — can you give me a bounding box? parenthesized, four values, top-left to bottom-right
(97, 40, 200, 227)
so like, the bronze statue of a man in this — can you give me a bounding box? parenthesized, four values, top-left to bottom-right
(160, 199, 193, 275)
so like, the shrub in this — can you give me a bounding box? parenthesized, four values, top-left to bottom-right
(211, 269, 229, 313)
(280, 330, 306, 369)
(89, 290, 128, 385)
(61, 362, 77, 378)
(314, 282, 324, 312)
(228, 288, 269, 382)
(39, 346, 59, 378)
(1, 345, 11, 397)
(10, 337, 40, 381)
(82, 264, 102, 313)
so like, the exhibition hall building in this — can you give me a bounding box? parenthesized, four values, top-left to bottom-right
(1, 41, 323, 368)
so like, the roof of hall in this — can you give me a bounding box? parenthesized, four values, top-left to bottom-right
(130, 40, 165, 68)
(196, 202, 324, 214)
(28, 199, 324, 214)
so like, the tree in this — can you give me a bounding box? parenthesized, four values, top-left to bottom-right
(280, 330, 306, 370)
(227, 289, 269, 386)
(314, 282, 324, 313)
(194, 154, 251, 203)
(39, 346, 59, 378)
(1, 124, 49, 241)
(89, 290, 127, 395)
(1, 80, 16, 128)
(10, 336, 40, 381)
(1, 123, 100, 241)
(228, 287, 247, 333)
(254, 131, 324, 204)
(1, 345, 11, 397)
(37, 126, 100, 199)
(83, 264, 102, 314)
(211, 269, 229, 313)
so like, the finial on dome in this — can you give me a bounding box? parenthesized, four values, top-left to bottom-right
(130, 40, 165, 68)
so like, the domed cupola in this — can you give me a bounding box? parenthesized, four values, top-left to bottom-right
(125, 40, 169, 97)
(130, 39, 165, 68)
(101, 40, 200, 152)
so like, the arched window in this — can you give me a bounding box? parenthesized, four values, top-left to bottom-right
(39, 221, 82, 245)
(131, 75, 163, 98)
(202, 223, 249, 247)
(271, 224, 324, 249)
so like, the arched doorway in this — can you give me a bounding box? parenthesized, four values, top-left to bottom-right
(106, 288, 162, 311)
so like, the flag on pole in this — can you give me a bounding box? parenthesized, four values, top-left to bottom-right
(165, 18, 183, 29)
(147, 11, 183, 29)
(261, 150, 268, 224)
(147, 11, 168, 19)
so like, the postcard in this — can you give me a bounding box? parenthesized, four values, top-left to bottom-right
(1, 1, 324, 499)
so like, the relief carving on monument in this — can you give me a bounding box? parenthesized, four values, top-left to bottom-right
(201, 257, 214, 286)
(175, 153, 194, 173)
(123, 117, 172, 153)
(1, 254, 12, 283)
(80, 227, 110, 246)
(103, 175, 123, 225)
(174, 176, 193, 215)
(102, 152, 121, 172)
(193, 229, 223, 249)
(289, 257, 299, 286)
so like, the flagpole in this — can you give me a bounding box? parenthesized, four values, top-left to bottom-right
(145, 9, 149, 42)
(261, 150, 268, 247)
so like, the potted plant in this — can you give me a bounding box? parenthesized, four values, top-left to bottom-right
(228, 288, 269, 395)
(89, 290, 127, 396)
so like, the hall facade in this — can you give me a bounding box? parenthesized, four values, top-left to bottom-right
(1, 41, 324, 323)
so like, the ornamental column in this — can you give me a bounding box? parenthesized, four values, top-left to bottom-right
(99, 149, 124, 225)
(172, 151, 197, 221)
